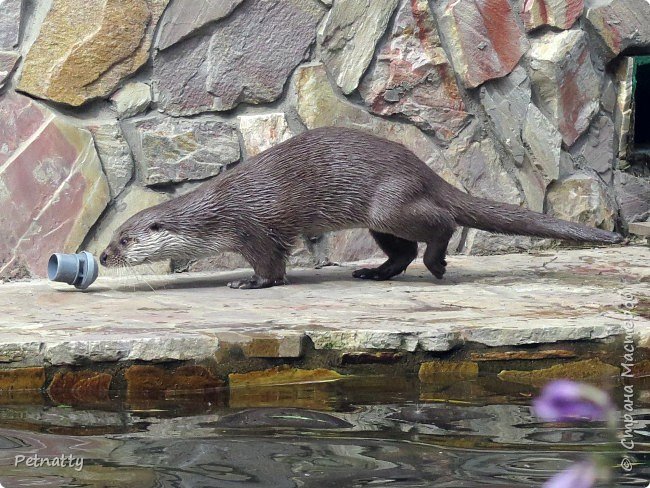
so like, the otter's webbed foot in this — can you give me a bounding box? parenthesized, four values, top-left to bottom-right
(227, 275, 289, 289)
(428, 260, 447, 280)
(424, 236, 451, 280)
(352, 264, 399, 281)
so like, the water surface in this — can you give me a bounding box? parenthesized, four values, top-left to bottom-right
(0, 375, 647, 487)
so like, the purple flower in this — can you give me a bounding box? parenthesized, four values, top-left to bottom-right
(533, 380, 614, 422)
(544, 461, 598, 488)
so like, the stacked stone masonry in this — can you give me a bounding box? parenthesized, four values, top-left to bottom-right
(1, 0, 650, 279)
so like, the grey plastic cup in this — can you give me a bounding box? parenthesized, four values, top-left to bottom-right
(47, 251, 99, 290)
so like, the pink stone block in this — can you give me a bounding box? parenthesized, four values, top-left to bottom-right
(0, 92, 47, 166)
(440, 0, 527, 88)
(0, 50, 20, 89)
(522, 0, 583, 31)
(360, 0, 471, 141)
(527, 30, 600, 146)
(0, 118, 80, 274)
(586, 0, 650, 61)
(0, 92, 109, 279)
(0, 0, 22, 50)
(14, 173, 86, 274)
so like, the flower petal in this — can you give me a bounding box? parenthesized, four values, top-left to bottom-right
(533, 380, 613, 422)
(544, 461, 598, 488)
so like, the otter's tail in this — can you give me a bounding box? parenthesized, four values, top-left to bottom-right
(448, 192, 623, 243)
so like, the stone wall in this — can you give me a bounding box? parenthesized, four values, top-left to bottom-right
(1, 0, 649, 279)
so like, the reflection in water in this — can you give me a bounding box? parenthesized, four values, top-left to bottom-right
(0, 376, 647, 487)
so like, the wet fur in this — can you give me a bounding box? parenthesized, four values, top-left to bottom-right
(101, 127, 623, 288)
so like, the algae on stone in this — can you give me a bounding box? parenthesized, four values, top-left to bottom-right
(419, 360, 479, 384)
(229, 366, 343, 387)
(47, 370, 112, 404)
(0, 367, 46, 391)
(497, 359, 620, 386)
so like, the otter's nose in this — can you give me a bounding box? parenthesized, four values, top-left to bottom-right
(99, 251, 108, 266)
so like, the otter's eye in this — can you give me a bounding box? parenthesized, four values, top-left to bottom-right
(150, 223, 161, 231)
(119, 237, 129, 246)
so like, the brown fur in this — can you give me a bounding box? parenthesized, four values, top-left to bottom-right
(101, 127, 623, 288)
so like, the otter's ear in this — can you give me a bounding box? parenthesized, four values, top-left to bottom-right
(149, 222, 163, 231)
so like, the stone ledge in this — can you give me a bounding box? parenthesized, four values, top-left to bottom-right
(629, 222, 650, 237)
(0, 247, 648, 369)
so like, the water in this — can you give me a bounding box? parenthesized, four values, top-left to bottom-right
(0, 376, 648, 487)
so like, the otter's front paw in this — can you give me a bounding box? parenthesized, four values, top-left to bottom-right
(352, 267, 390, 280)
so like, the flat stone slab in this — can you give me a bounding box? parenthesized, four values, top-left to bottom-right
(0, 247, 648, 366)
(629, 222, 650, 237)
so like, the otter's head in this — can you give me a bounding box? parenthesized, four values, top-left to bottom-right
(100, 208, 184, 267)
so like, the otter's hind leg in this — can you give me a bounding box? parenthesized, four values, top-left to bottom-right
(423, 226, 454, 279)
(353, 231, 418, 280)
(377, 202, 456, 280)
(228, 239, 290, 289)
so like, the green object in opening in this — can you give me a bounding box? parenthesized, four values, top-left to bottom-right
(632, 55, 650, 95)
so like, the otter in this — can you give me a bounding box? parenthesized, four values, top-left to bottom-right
(100, 127, 623, 289)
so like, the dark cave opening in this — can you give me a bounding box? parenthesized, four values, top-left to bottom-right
(634, 57, 650, 147)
